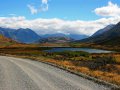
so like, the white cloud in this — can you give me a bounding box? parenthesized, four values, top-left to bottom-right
(94, 1, 120, 17)
(0, 16, 119, 36)
(28, 0, 49, 14)
(41, 0, 48, 11)
(42, 0, 48, 4)
(27, 5, 38, 14)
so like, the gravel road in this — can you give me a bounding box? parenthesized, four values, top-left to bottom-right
(0, 56, 112, 90)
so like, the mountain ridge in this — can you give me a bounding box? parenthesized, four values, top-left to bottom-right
(0, 28, 41, 43)
(78, 22, 120, 46)
(36, 36, 74, 43)
(92, 24, 115, 37)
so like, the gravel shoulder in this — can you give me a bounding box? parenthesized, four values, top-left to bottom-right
(0, 56, 113, 90)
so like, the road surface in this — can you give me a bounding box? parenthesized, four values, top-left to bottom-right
(0, 56, 111, 90)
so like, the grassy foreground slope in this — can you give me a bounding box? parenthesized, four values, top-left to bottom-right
(0, 35, 17, 47)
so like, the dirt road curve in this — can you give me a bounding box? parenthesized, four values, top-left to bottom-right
(0, 56, 112, 90)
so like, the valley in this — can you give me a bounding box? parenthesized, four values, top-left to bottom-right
(0, 1, 120, 90)
(0, 21, 120, 89)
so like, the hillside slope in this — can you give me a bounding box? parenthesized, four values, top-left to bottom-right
(0, 35, 17, 47)
(79, 22, 120, 46)
(37, 36, 74, 43)
(92, 24, 115, 37)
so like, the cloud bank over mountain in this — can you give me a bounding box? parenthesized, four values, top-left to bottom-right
(0, 1, 119, 36)
(0, 16, 119, 36)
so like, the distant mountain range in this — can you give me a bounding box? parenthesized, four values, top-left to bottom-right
(0, 27, 88, 43)
(0, 28, 40, 43)
(2, 21, 120, 45)
(38, 33, 88, 43)
(41, 33, 88, 40)
(37, 36, 74, 43)
(79, 22, 120, 46)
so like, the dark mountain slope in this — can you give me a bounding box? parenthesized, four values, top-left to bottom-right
(92, 24, 115, 37)
(79, 22, 120, 46)
(13, 28, 40, 43)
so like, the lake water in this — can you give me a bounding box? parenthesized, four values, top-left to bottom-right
(45, 48, 112, 53)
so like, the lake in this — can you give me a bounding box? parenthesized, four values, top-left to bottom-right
(45, 47, 113, 53)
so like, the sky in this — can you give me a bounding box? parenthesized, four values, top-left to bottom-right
(0, 0, 120, 35)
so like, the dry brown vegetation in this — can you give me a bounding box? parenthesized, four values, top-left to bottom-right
(0, 35, 17, 47)
(38, 54, 120, 85)
(70, 42, 120, 51)
(0, 46, 120, 86)
(39, 42, 70, 47)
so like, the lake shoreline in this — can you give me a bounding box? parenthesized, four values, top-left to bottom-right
(44, 47, 113, 54)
